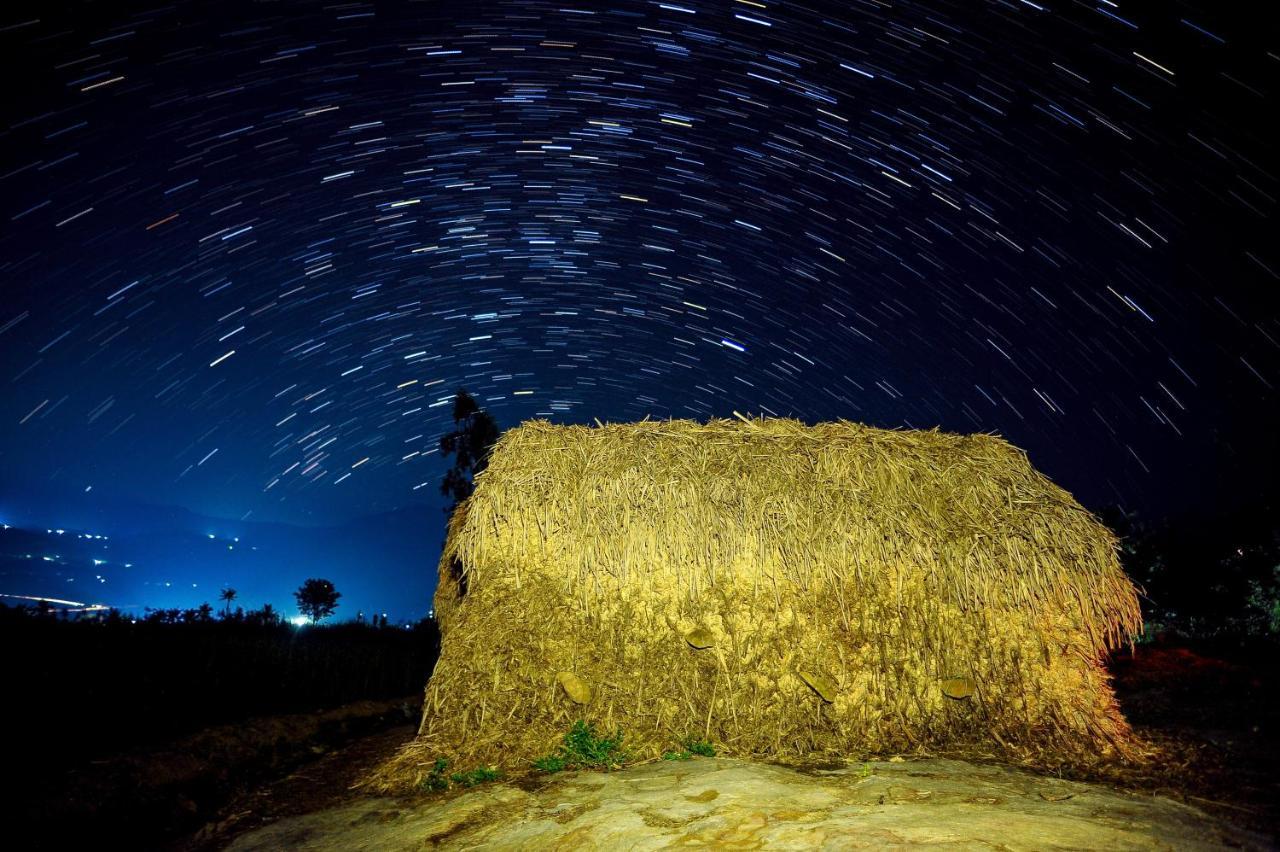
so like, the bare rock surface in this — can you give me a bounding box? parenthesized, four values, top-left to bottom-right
(226, 757, 1270, 850)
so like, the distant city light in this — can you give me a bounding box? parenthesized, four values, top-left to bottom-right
(0, 592, 106, 609)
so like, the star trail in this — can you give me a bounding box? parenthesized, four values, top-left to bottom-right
(1, 0, 1277, 526)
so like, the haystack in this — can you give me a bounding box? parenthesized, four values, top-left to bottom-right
(378, 417, 1141, 787)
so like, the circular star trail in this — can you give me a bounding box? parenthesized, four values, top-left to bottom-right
(0, 0, 1276, 524)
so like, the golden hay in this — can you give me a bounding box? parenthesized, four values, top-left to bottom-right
(374, 416, 1142, 789)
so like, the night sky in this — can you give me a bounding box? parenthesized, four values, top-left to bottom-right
(1, 0, 1277, 581)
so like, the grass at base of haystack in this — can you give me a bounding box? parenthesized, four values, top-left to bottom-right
(364, 723, 1153, 795)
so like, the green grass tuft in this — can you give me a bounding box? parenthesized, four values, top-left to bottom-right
(419, 757, 503, 792)
(662, 735, 716, 761)
(533, 720, 628, 773)
(532, 753, 567, 772)
(450, 766, 504, 787)
(683, 736, 716, 757)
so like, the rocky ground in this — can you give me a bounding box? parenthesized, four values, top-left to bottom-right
(220, 756, 1267, 850)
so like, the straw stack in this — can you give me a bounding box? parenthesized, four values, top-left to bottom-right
(374, 417, 1142, 788)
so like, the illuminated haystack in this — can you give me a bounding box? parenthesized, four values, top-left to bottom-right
(376, 417, 1141, 787)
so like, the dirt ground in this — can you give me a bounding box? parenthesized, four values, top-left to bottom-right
(1093, 641, 1279, 837)
(188, 639, 1278, 850)
(13, 697, 421, 850)
(178, 723, 421, 851)
(15, 639, 1275, 849)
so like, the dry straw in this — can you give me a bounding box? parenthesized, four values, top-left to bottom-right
(373, 416, 1142, 789)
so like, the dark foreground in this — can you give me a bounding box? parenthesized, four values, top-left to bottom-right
(12, 697, 421, 850)
(1100, 639, 1280, 835)
(12, 638, 1278, 849)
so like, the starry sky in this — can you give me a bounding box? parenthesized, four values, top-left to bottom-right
(1, 0, 1277, 534)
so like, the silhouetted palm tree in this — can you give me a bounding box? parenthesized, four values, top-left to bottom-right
(219, 587, 237, 615)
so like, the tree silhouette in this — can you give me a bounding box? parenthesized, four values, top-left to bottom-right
(219, 587, 237, 615)
(439, 389, 500, 514)
(439, 390, 500, 602)
(294, 578, 341, 624)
